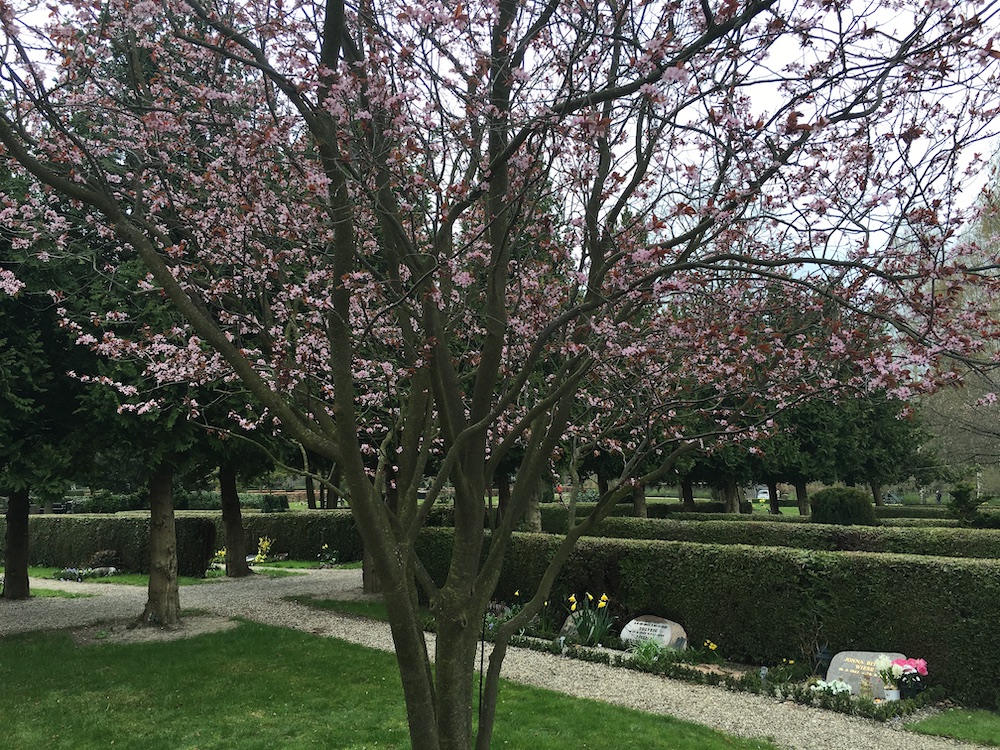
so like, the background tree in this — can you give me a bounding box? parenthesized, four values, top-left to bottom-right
(2, 2, 999, 748)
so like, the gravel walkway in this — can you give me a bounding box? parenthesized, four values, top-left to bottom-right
(0, 569, 987, 750)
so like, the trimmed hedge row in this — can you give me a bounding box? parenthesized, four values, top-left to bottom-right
(223, 511, 364, 562)
(565, 517, 1000, 558)
(0, 516, 217, 577)
(0, 511, 365, 577)
(415, 528, 1000, 708)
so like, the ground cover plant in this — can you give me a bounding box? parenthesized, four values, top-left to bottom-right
(0, 622, 781, 750)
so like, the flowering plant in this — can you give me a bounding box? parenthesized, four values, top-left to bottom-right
(874, 654, 928, 690)
(873, 654, 903, 689)
(810, 679, 852, 696)
(567, 592, 613, 646)
(893, 657, 928, 689)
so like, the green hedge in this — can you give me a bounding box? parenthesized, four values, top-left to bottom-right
(0, 516, 216, 577)
(226, 511, 363, 562)
(874, 505, 951, 519)
(538, 502, 725, 532)
(0, 511, 365, 576)
(415, 528, 1000, 708)
(571, 518, 1000, 558)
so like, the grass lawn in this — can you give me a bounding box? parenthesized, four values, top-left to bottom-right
(0, 621, 780, 750)
(907, 709, 1000, 746)
(2, 566, 302, 587)
(288, 594, 393, 621)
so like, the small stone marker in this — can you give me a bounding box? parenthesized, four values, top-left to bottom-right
(619, 615, 688, 650)
(826, 650, 905, 696)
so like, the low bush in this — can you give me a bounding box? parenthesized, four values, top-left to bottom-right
(811, 487, 877, 526)
(224, 511, 363, 562)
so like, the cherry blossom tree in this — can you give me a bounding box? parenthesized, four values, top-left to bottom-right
(2, 1, 1000, 747)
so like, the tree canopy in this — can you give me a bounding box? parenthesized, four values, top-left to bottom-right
(2, 1, 999, 748)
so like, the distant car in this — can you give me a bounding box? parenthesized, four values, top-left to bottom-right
(755, 487, 770, 501)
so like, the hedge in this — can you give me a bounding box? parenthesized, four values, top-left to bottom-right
(415, 528, 1000, 708)
(0, 511, 365, 577)
(566, 517, 1000, 558)
(0, 516, 216, 577)
(223, 511, 364, 562)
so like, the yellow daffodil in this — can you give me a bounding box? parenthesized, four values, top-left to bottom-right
(514, 590, 519, 597)
(586, 592, 594, 601)
(600, 593, 609, 602)
(571, 603, 577, 612)
(568, 594, 576, 604)
(597, 600, 607, 609)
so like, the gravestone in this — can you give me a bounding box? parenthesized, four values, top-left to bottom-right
(619, 615, 688, 650)
(826, 650, 906, 696)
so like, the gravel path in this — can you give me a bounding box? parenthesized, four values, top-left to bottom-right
(0, 569, 987, 750)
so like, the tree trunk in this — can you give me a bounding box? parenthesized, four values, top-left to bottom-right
(871, 481, 884, 507)
(722, 478, 740, 513)
(597, 473, 609, 498)
(522, 477, 542, 532)
(496, 474, 511, 521)
(219, 464, 252, 577)
(795, 480, 810, 516)
(631, 481, 647, 518)
(768, 482, 780, 515)
(681, 478, 696, 512)
(2, 488, 30, 600)
(305, 475, 317, 509)
(137, 462, 181, 627)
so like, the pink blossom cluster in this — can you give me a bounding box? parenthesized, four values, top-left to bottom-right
(892, 658, 929, 677)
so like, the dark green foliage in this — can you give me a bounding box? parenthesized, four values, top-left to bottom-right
(0, 516, 216, 577)
(260, 494, 290, 513)
(538, 502, 725, 533)
(230, 511, 363, 562)
(416, 528, 1000, 708)
(810, 487, 877, 526)
(566, 517, 1000, 558)
(948, 483, 983, 525)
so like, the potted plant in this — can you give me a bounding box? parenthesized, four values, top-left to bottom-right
(894, 657, 929, 699)
(873, 654, 902, 701)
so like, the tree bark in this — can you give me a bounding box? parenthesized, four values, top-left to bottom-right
(631, 481, 647, 518)
(496, 474, 511, 521)
(871, 481, 884, 507)
(522, 477, 542, 532)
(768, 482, 780, 515)
(219, 464, 252, 577)
(795, 480, 810, 515)
(722, 478, 740, 513)
(137, 462, 181, 627)
(597, 473, 609, 498)
(681, 478, 696, 512)
(305, 475, 317, 509)
(2, 488, 31, 600)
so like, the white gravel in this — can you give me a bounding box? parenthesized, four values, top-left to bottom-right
(0, 569, 988, 750)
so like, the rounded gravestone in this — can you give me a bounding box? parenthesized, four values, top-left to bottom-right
(619, 615, 688, 650)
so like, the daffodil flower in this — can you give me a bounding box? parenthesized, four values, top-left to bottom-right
(597, 600, 607, 609)
(586, 592, 594, 601)
(600, 593, 609, 602)
(568, 594, 576, 604)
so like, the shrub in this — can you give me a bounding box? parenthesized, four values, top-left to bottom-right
(260, 494, 290, 513)
(811, 487, 876, 526)
(948, 482, 984, 525)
